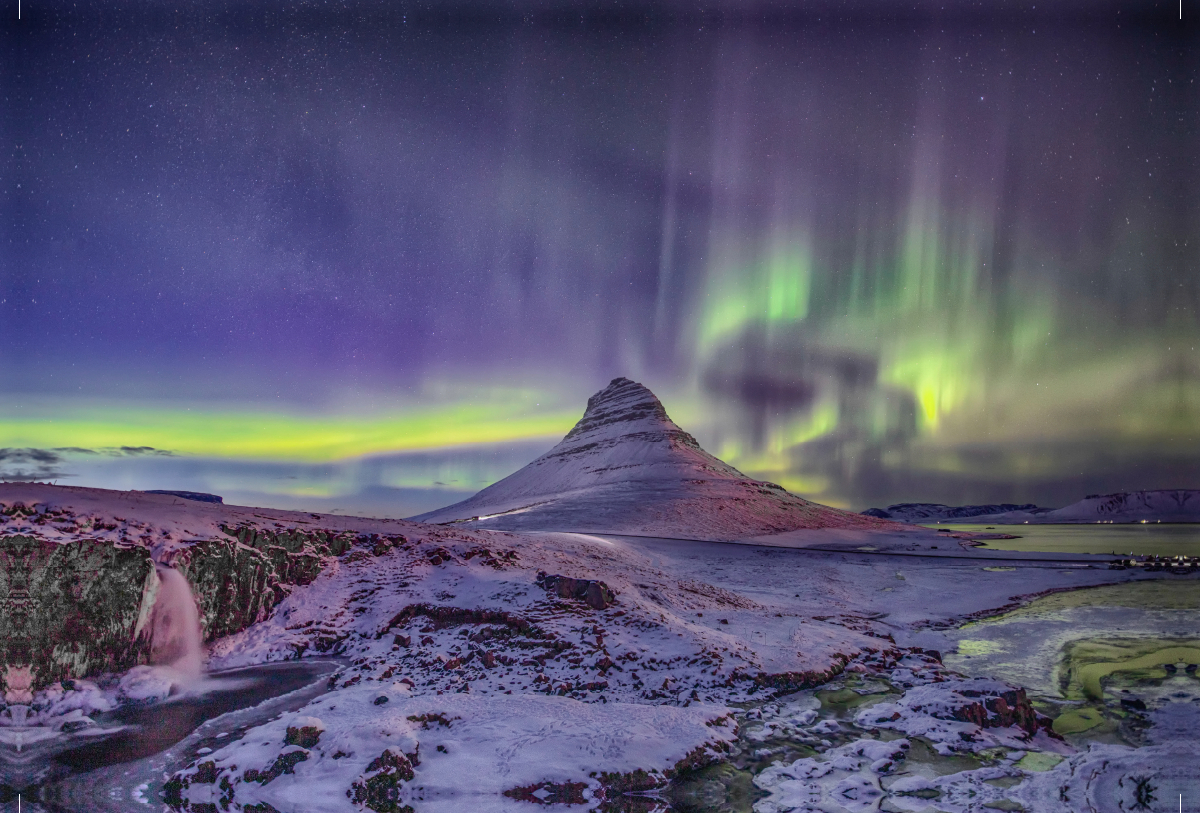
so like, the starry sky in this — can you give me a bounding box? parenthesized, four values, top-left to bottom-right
(2, 2, 1197, 516)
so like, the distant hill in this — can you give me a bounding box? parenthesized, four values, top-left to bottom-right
(866, 490, 1200, 524)
(977, 490, 1200, 524)
(410, 377, 900, 540)
(145, 490, 224, 504)
(861, 503, 1047, 523)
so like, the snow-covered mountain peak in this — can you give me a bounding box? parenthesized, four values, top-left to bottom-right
(411, 378, 900, 539)
(564, 377, 672, 440)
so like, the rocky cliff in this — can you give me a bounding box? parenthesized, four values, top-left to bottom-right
(0, 534, 155, 694)
(0, 486, 409, 692)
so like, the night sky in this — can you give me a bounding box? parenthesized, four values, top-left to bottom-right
(2, 2, 1197, 516)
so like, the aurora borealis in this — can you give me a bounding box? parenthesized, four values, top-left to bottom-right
(2, 3, 1197, 516)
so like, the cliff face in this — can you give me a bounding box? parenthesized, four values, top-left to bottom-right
(412, 377, 900, 539)
(0, 535, 155, 694)
(172, 526, 351, 642)
(0, 489, 402, 692)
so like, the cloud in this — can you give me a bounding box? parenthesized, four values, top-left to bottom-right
(116, 446, 175, 457)
(0, 446, 175, 482)
(0, 449, 71, 482)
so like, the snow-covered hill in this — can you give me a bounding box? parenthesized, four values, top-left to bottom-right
(973, 490, 1200, 524)
(862, 502, 1048, 523)
(411, 377, 899, 539)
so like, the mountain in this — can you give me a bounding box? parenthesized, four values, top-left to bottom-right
(974, 490, 1200, 524)
(861, 503, 1048, 523)
(410, 377, 899, 539)
(866, 490, 1200, 524)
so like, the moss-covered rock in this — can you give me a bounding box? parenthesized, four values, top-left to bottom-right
(350, 748, 417, 812)
(0, 520, 353, 690)
(0, 535, 155, 692)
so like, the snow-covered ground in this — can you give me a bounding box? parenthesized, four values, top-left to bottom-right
(171, 527, 1158, 812)
(2, 481, 1187, 811)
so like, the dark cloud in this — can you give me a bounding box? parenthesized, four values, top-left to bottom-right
(0, 448, 66, 465)
(0, 447, 174, 479)
(0, 450, 72, 482)
(702, 326, 915, 451)
(117, 446, 175, 457)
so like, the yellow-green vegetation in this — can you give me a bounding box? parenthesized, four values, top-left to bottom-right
(1051, 706, 1106, 735)
(1060, 638, 1200, 700)
(1015, 752, 1064, 772)
(957, 639, 1005, 656)
(934, 523, 1200, 558)
(963, 582, 1200, 630)
(982, 566, 1016, 572)
(816, 687, 894, 711)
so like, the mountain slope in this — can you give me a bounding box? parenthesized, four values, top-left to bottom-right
(410, 377, 899, 539)
(972, 490, 1200, 524)
(862, 503, 1048, 523)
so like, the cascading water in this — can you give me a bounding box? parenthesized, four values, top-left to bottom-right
(149, 566, 205, 683)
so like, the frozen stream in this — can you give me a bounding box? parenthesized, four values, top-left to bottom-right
(0, 660, 341, 813)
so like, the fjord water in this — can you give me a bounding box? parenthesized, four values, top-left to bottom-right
(939, 523, 1200, 557)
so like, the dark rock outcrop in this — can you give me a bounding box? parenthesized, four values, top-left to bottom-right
(145, 490, 224, 504)
(536, 571, 616, 610)
(349, 748, 418, 813)
(0, 535, 154, 694)
(950, 686, 1054, 739)
(0, 522, 380, 690)
(862, 503, 1044, 522)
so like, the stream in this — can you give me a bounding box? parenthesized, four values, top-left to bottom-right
(0, 660, 342, 813)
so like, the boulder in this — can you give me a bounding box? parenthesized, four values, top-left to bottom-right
(536, 571, 616, 610)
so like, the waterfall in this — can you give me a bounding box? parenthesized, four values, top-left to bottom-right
(149, 566, 205, 682)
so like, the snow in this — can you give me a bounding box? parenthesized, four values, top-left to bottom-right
(964, 489, 1200, 524)
(0, 466, 1170, 811)
(0, 480, 424, 563)
(172, 685, 737, 812)
(410, 378, 902, 540)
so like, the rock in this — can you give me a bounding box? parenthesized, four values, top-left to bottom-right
(350, 748, 417, 812)
(536, 571, 616, 610)
(284, 718, 324, 748)
(243, 748, 309, 784)
(0, 536, 154, 691)
(950, 687, 1049, 737)
(503, 781, 588, 805)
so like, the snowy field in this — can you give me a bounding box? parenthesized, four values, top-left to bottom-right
(2, 471, 1193, 810)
